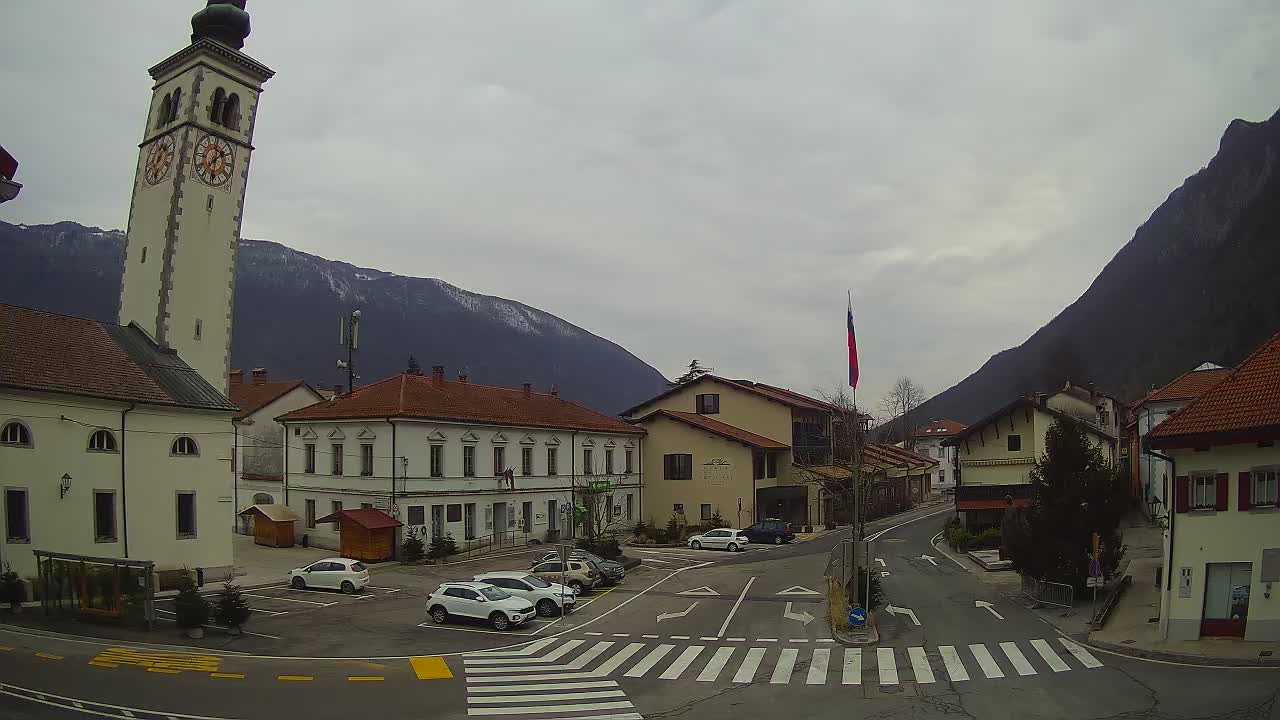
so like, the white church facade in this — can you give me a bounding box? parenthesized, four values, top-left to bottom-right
(0, 2, 272, 588)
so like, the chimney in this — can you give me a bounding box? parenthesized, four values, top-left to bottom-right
(1035, 392, 1047, 406)
(251, 368, 268, 385)
(522, 382, 532, 398)
(230, 369, 244, 385)
(432, 365, 445, 386)
(457, 372, 468, 384)
(550, 385, 559, 398)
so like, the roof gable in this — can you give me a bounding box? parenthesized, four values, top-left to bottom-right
(634, 409, 789, 450)
(942, 397, 1114, 446)
(230, 379, 320, 420)
(1150, 331, 1280, 447)
(1136, 366, 1235, 407)
(622, 374, 839, 417)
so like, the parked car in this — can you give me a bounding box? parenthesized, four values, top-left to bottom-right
(528, 559, 601, 594)
(531, 550, 625, 585)
(288, 557, 369, 593)
(426, 581, 537, 630)
(473, 571, 577, 617)
(687, 528, 750, 552)
(742, 519, 796, 545)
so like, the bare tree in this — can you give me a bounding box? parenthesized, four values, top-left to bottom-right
(878, 377, 928, 451)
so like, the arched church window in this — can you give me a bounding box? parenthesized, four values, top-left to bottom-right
(157, 94, 172, 129)
(88, 429, 118, 453)
(210, 88, 226, 125)
(222, 93, 241, 131)
(168, 87, 182, 123)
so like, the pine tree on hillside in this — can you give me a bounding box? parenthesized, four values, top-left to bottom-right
(1007, 419, 1128, 588)
(672, 359, 712, 385)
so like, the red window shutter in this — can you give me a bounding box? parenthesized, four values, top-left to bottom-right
(1175, 476, 1190, 513)
(1239, 472, 1252, 511)
(1215, 473, 1229, 511)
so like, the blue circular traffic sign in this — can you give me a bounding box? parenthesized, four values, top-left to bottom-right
(848, 607, 867, 627)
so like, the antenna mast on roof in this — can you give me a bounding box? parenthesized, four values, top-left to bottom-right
(336, 308, 362, 395)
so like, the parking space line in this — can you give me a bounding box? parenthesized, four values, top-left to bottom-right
(242, 593, 334, 607)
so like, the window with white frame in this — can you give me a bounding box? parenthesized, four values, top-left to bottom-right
(522, 447, 533, 476)
(463, 445, 476, 477)
(430, 445, 444, 478)
(493, 446, 505, 476)
(1192, 474, 1217, 509)
(88, 429, 117, 452)
(625, 449, 633, 474)
(360, 443, 374, 476)
(583, 448, 593, 474)
(304, 443, 316, 473)
(547, 447, 558, 476)
(171, 436, 199, 456)
(605, 449, 614, 474)
(1253, 469, 1278, 506)
(1, 421, 32, 447)
(331, 443, 344, 475)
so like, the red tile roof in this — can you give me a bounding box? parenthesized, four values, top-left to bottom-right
(315, 508, 402, 529)
(0, 304, 236, 411)
(634, 410, 789, 450)
(1150, 331, 1280, 448)
(1137, 367, 1234, 406)
(914, 419, 967, 437)
(864, 444, 938, 470)
(278, 373, 644, 435)
(230, 379, 318, 420)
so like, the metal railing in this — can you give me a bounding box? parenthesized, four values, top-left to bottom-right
(1017, 575, 1074, 609)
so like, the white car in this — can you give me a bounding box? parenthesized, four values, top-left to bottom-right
(427, 581, 538, 630)
(473, 571, 577, 617)
(288, 557, 369, 593)
(688, 528, 750, 552)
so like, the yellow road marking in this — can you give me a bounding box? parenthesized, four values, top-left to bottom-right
(347, 676, 385, 681)
(277, 675, 314, 681)
(146, 667, 180, 674)
(89, 661, 118, 668)
(93, 646, 220, 673)
(409, 656, 452, 680)
(0, 646, 13, 651)
(35, 653, 63, 660)
(210, 673, 244, 679)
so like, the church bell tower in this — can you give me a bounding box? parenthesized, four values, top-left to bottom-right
(117, 1, 273, 396)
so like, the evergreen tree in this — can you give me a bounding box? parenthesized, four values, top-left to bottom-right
(672, 359, 712, 385)
(428, 533, 458, 561)
(401, 527, 425, 562)
(1007, 419, 1128, 588)
(212, 578, 252, 630)
(174, 575, 210, 629)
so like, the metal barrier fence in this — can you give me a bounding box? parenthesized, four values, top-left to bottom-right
(1017, 574, 1075, 609)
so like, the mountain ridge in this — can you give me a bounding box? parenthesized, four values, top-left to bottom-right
(912, 107, 1280, 426)
(0, 221, 669, 415)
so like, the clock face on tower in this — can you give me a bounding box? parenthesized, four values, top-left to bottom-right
(193, 134, 235, 187)
(143, 134, 175, 185)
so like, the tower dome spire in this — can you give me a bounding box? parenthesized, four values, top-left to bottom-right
(191, 0, 251, 50)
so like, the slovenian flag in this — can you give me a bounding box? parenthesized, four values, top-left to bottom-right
(847, 292, 859, 389)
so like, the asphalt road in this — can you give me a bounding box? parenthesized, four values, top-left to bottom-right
(2, 504, 1277, 720)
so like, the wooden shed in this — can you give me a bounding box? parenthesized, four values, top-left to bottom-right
(314, 508, 402, 562)
(238, 504, 300, 548)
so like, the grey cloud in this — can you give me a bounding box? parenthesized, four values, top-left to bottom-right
(4, 1, 1278, 406)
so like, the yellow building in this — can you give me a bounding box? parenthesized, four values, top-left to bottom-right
(623, 375, 844, 529)
(942, 395, 1117, 528)
(1150, 331, 1280, 642)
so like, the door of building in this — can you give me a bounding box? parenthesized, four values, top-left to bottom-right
(522, 501, 533, 535)
(547, 500, 558, 532)
(1201, 562, 1251, 637)
(464, 503, 476, 540)
(431, 505, 444, 541)
(493, 502, 508, 543)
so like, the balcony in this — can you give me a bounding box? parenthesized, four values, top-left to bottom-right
(955, 484, 1033, 503)
(792, 445, 832, 467)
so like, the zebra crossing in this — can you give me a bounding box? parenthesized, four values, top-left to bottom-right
(463, 635, 1104, 696)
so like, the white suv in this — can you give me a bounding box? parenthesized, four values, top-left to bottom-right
(426, 581, 537, 630)
(474, 572, 577, 617)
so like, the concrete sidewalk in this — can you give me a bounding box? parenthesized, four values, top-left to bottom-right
(224, 534, 336, 588)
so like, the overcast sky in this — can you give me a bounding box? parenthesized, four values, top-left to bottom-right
(5, 2, 1277, 406)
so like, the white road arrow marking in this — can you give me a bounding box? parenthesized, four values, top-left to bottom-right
(975, 600, 1004, 620)
(884, 604, 921, 626)
(776, 585, 821, 596)
(677, 586, 720, 596)
(657, 601, 699, 622)
(921, 555, 938, 566)
(875, 558, 886, 567)
(783, 602, 815, 626)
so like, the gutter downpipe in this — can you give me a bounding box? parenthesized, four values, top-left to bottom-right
(282, 421, 289, 505)
(1146, 443, 1176, 640)
(120, 403, 136, 559)
(390, 419, 398, 557)
(232, 421, 239, 534)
